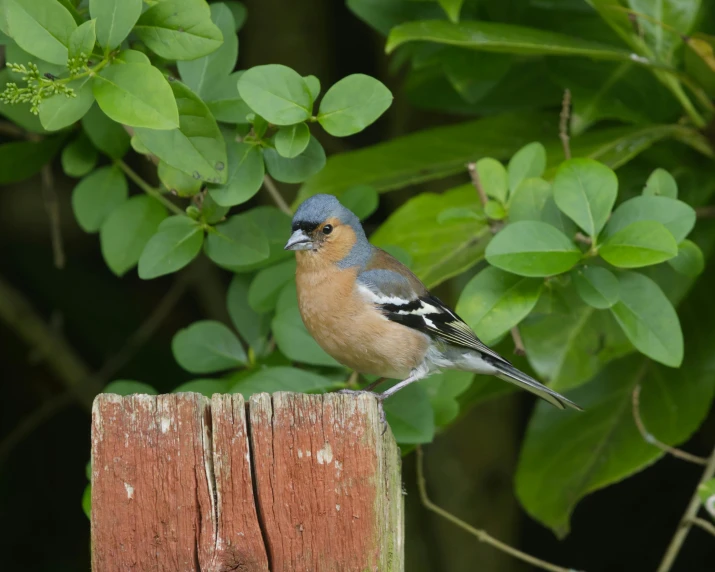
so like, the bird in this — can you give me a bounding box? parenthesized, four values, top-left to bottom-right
(284, 193, 582, 415)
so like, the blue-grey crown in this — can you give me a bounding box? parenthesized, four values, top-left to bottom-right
(292, 194, 371, 268)
(293, 194, 361, 233)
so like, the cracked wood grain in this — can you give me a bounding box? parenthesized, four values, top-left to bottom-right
(91, 392, 403, 572)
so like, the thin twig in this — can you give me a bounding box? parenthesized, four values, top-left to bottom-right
(40, 164, 65, 269)
(416, 447, 581, 572)
(510, 327, 526, 357)
(89, 276, 189, 384)
(346, 371, 359, 389)
(657, 441, 715, 572)
(0, 275, 100, 411)
(696, 205, 715, 219)
(0, 120, 26, 138)
(574, 232, 592, 246)
(467, 163, 489, 208)
(690, 517, 715, 538)
(632, 385, 708, 465)
(263, 174, 292, 216)
(559, 89, 572, 160)
(116, 160, 185, 216)
(0, 393, 73, 463)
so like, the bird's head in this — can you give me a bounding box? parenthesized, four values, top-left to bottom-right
(285, 194, 370, 268)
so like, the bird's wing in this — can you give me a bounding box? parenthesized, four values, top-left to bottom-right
(356, 252, 509, 365)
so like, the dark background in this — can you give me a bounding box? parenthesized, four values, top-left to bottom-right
(1, 1, 714, 570)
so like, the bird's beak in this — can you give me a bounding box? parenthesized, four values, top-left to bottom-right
(284, 229, 313, 251)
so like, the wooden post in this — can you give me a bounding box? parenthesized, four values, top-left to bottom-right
(91, 392, 404, 571)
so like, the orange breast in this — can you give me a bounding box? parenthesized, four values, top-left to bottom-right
(295, 263, 428, 380)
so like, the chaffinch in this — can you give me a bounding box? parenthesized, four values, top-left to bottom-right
(285, 194, 581, 411)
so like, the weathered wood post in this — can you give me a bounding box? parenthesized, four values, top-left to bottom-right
(91, 392, 404, 571)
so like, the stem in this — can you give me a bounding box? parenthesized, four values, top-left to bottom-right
(0, 275, 100, 411)
(416, 447, 581, 572)
(690, 517, 715, 538)
(657, 441, 715, 572)
(40, 164, 65, 269)
(510, 327, 526, 357)
(116, 160, 185, 216)
(262, 174, 292, 216)
(696, 205, 715, 219)
(632, 385, 708, 465)
(656, 71, 707, 129)
(559, 89, 572, 160)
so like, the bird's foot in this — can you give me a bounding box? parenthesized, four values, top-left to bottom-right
(334, 389, 389, 434)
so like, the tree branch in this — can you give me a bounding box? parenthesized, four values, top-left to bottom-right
(690, 517, 715, 538)
(116, 160, 185, 216)
(416, 446, 581, 572)
(632, 385, 708, 465)
(559, 89, 572, 160)
(657, 440, 715, 572)
(263, 174, 292, 216)
(40, 164, 65, 269)
(0, 275, 100, 411)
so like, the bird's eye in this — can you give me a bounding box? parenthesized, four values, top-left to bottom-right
(322, 224, 333, 235)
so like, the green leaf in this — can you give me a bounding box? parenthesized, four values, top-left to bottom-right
(230, 366, 337, 397)
(68, 19, 96, 62)
(89, 0, 141, 49)
(610, 271, 683, 367)
(484, 201, 506, 220)
(600, 220, 678, 268)
(225, 1, 247, 31)
(115, 49, 150, 64)
(317, 74, 393, 137)
(134, 81, 227, 184)
(699, 479, 715, 520)
(627, 0, 701, 65)
(173, 379, 230, 396)
(437, 0, 464, 23)
(456, 266, 543, 345)
(208, 140, 264, 206)
(485, 221, 581, 277)
(172, 320, 246, 374)
(339, 185, 379, 221)
(227, 207, 292, 273)
(138, 216, 204, 279)
(81, 105, 130, 159)
(200, 192, 229, 225)
(521, 297, 632, 392)
(508, 142, 546, 195)
(386, 20, 632, 60)
(237, 64, 313, 125)
(248, 259, 296, 313)
(643, 167, 678, 198)
(297, 111, 553, 201)
(552, 158, 617, 238)
(382, 382, 435, 444)
(574, 266, 619, 309)
(508, 178, 551, 222)
(372, 185, 490, 288)
(39, 77, 95, 131)
(204, 213, 270, 268)
(100, 196, 167, 276)
(82, 484, 91, 520)
(603, 196, 696, 244)
(0, 136, 64, 184)
(421, 370, 473, 427)
(4, 0, 77, 65)
(263, 136, 326, 184)
(71, 165, 127, 233)
(203, 72, 252, 123)
(475, 157, 507, 203)
(93, 63, 179, 130)
(227, 274, 271, 356)
(304, 75, 320, 100)
(61, 133, 98, 178)
(103, 380, 158, 395)
(177, 2, 237, 97)
(275, 123, 310, 158)
(272, 282, 340, 367)
(668, 239, 704, 278)
(158, 161, 202, 197)
(134, 0, 223, 60)
(443, 49, 512, 104)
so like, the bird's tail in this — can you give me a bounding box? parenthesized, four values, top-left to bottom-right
(492, 362, 582, 411)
